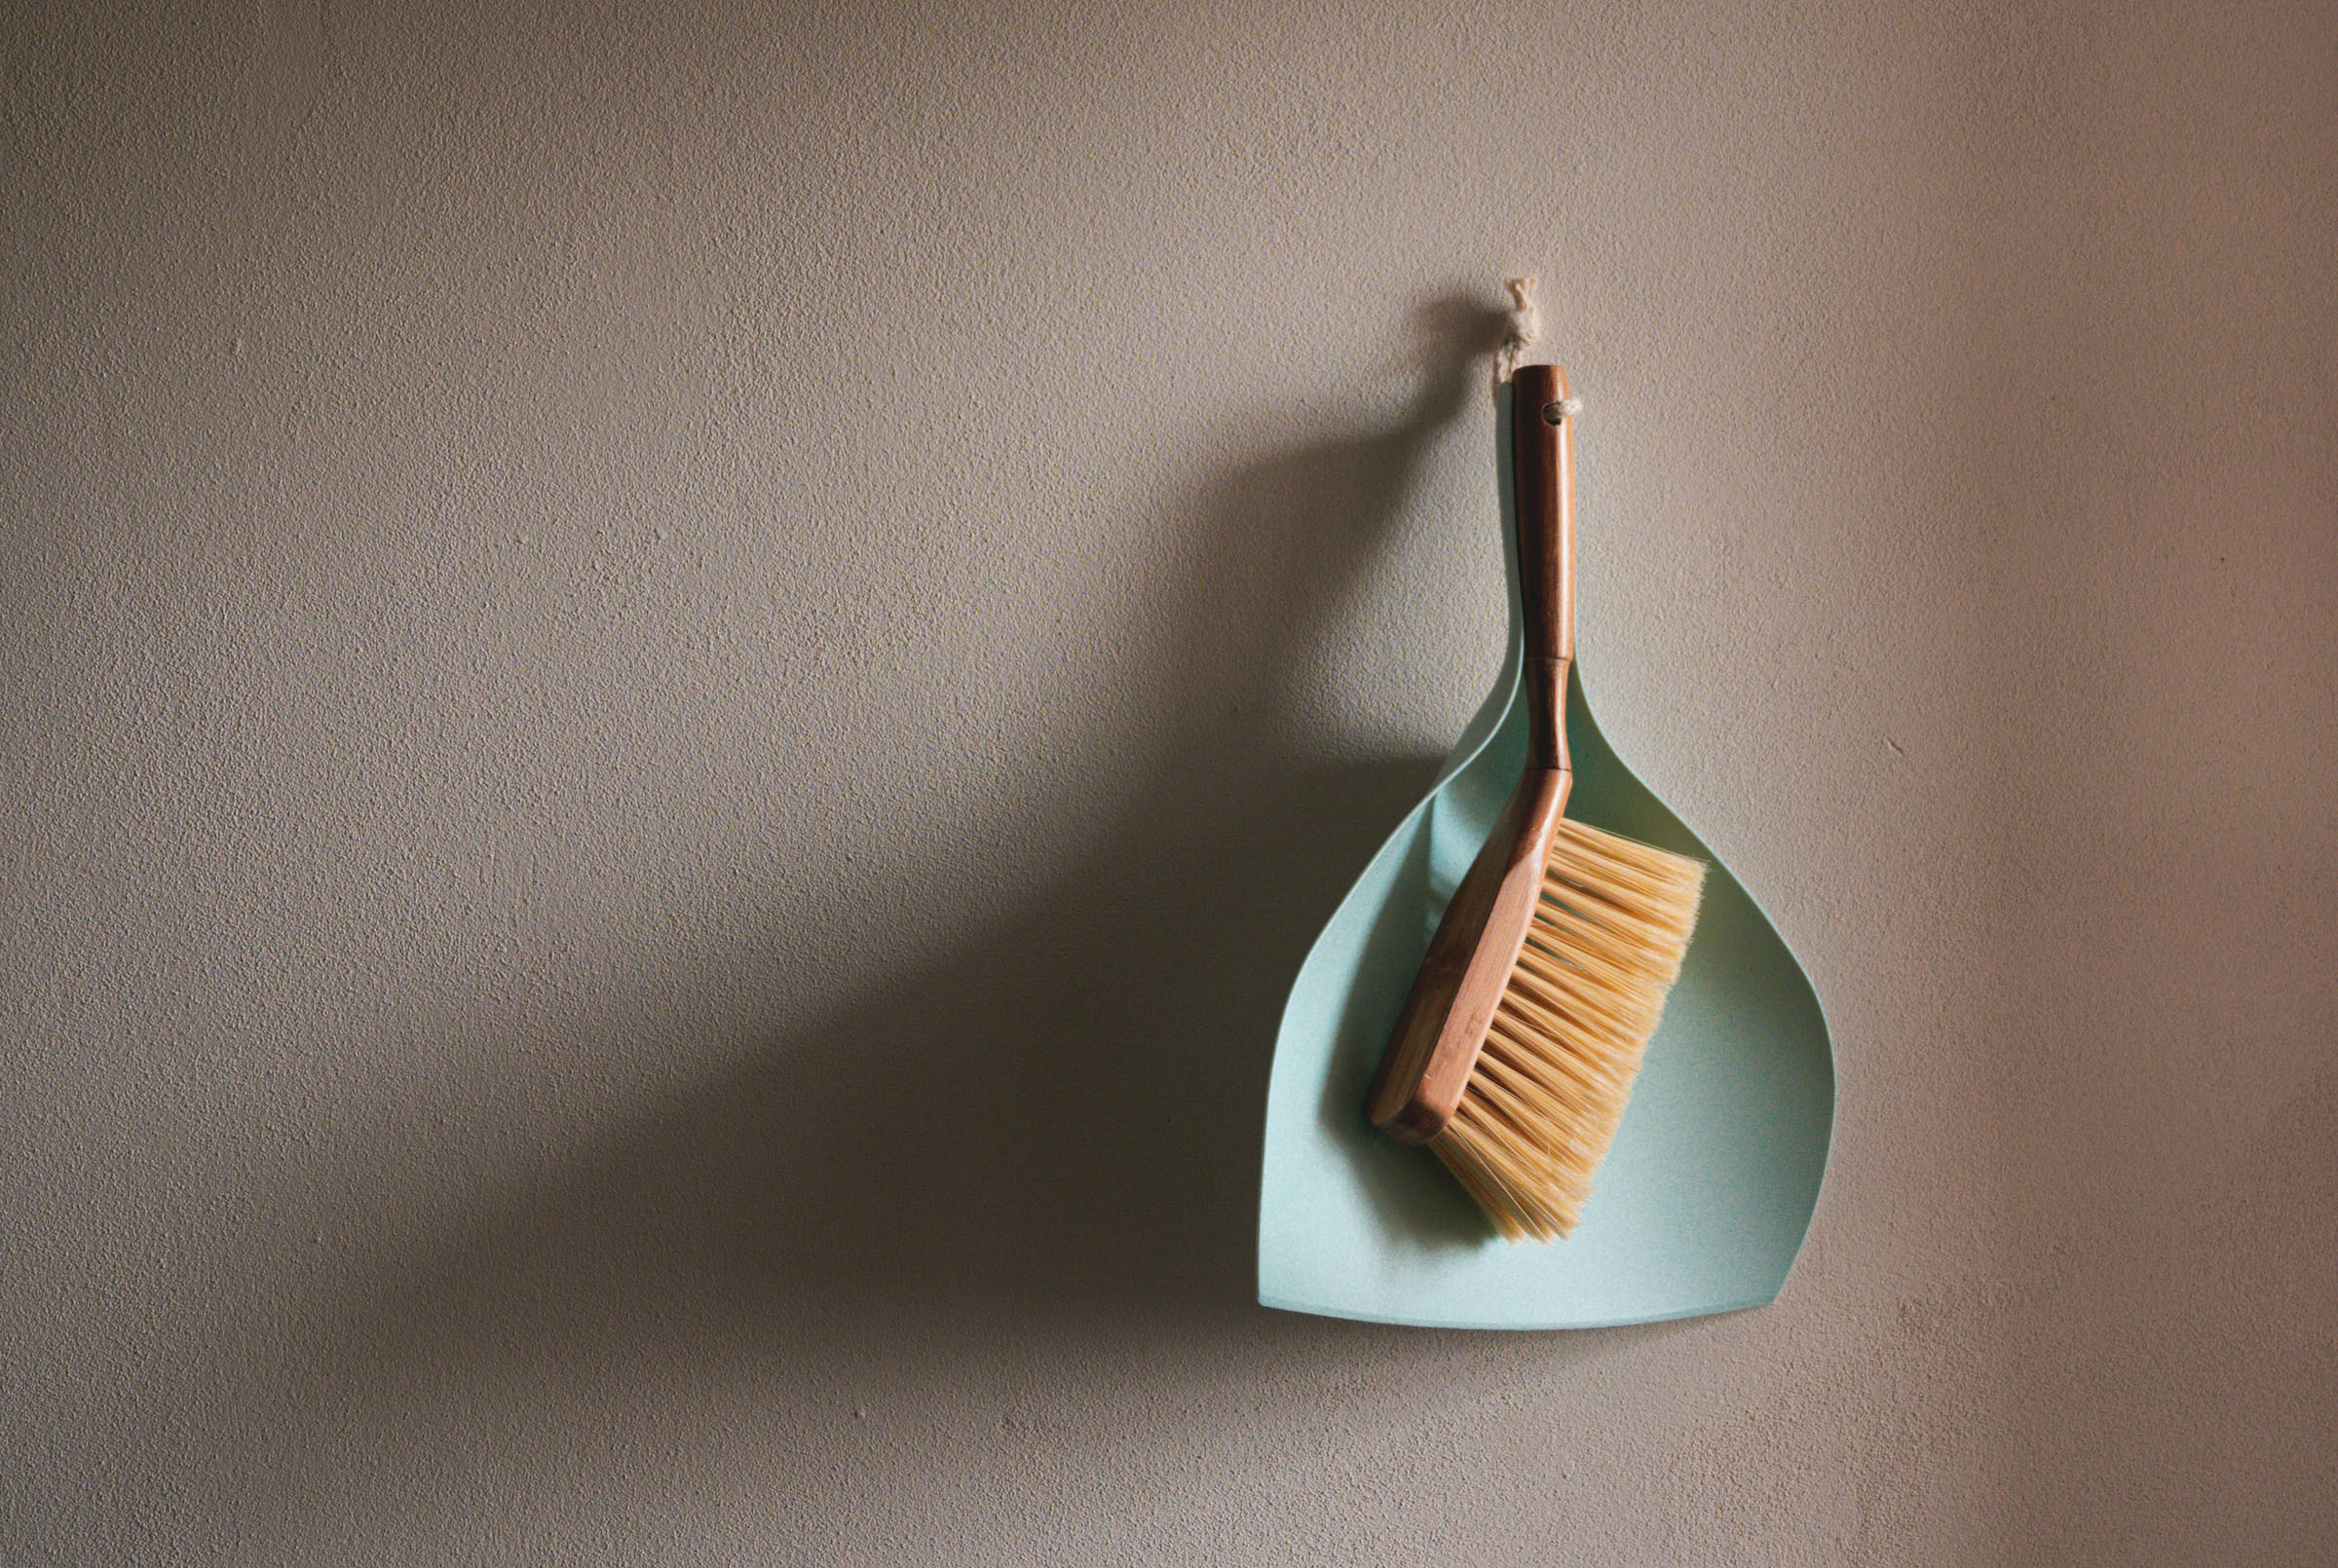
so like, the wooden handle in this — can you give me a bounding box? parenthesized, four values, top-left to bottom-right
(1511, 364, 1574, 770)
(1363, 363, 1581, 1142)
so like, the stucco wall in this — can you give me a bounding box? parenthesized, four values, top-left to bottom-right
(4, 2, 2331, 1562)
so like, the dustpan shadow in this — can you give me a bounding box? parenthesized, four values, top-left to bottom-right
(331, 294, 1536, 1401)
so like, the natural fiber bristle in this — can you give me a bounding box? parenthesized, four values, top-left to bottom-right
(1430, 818, 1706, 1241)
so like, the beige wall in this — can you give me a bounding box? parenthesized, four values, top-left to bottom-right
(4, 1, 2331, 1561)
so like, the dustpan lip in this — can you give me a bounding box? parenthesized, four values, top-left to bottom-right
(1257, 1288, 1779, 1332)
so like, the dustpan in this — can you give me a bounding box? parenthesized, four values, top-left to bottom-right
(1256, 383, 1834, 1328)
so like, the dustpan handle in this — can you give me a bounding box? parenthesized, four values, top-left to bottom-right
(1510, 363, 1575, 771)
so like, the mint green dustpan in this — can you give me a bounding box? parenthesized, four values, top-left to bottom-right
(1256, 383, 1833, 1328)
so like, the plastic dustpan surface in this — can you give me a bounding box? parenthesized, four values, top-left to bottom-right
(1256, 392, 1834, 1329)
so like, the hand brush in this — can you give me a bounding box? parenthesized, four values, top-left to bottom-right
(1365, 363, 1707, 1241)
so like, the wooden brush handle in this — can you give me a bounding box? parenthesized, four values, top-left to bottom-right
(1364, 363, 1580, 1142)
(1511, 364, 1575, 771)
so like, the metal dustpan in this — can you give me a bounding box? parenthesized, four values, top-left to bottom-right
(1257, 385, 1834, 1328)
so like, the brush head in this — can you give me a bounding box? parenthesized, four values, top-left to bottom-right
(1428, 818, 1706, 1241)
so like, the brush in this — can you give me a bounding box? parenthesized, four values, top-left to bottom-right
(1365, 362, 1706, 1241)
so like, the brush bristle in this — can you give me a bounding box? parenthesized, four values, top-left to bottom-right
(1430, 818, 1706, 1241)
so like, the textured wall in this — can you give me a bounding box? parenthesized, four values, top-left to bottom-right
(4, 2, 2331, 1562)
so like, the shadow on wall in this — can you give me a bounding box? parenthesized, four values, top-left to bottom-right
(327, 295, 1531, 1396)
